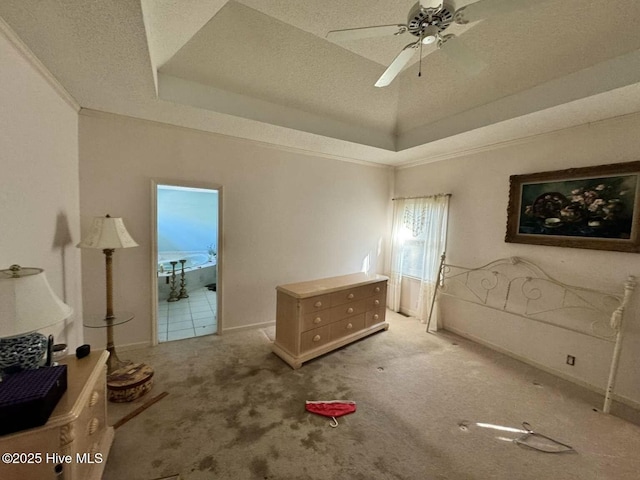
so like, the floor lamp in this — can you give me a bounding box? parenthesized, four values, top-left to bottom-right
(79, 215, 153, 402)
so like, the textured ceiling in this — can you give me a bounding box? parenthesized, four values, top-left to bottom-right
(1, 0, 640, 166)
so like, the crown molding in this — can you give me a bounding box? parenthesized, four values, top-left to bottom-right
(0, 16, 80, 112)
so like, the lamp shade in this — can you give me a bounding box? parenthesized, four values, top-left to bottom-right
(77, 215, 138, 249)
(0, 266, 73, 338)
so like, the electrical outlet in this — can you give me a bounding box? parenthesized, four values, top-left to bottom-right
(566, 355, 576, 366)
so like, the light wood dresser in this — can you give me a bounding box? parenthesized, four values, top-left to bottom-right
(0, 350, 113, 479)
(273, 273, 389, 369)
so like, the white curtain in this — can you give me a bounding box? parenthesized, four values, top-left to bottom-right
(387, 195, 449, 330)
(387, 198, 408, 312)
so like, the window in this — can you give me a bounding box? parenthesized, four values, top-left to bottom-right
(401, 229, 428, 278)
(398, 200, 438, 279)
(388, 194, 449, 323)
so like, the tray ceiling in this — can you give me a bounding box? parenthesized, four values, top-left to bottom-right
(2, 0, 640, 166)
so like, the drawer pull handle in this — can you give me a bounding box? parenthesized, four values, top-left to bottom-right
(89, 391, 100, 407)
(346, 323, 353, 330)
(313, 334, 321, 342)
(374, 299, 380, 306)
(373, 314, 379, 320)
(314, 301, 322, 308)
(347, 307, 354, 314)
(347, 293, 354, 299)
(88, 418, 100, 436)
(313, 317, 322, 324)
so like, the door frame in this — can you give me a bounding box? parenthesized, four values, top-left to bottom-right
(150, 178, 223, 345)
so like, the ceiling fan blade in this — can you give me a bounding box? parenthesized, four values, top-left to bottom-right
(326, 24, 407, 42)
(375, 42, 419, 88)
(454, 0, 538, 24)
(419, 0, 444, 10)
(439, 36, 487, 75)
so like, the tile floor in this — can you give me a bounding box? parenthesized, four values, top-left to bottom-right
(157, 286, 217, 342)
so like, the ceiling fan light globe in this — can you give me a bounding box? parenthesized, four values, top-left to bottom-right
(421, 25, 439, 44)
(420, 0, 444, 11)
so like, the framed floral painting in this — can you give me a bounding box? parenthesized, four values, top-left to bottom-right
(505, 161, 640, 252)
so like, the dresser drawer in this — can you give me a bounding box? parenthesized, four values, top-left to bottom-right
(300, 324, 331, 352)
(329, 281, 387, 306)
(365, 294, 384, 310)
(330, 298, 367, 320)
(329, 284, 371, 306)
(371, 281, 386, 296)
(301, 310, 333, 332)
(74, 367, 107, 479)
(299, 294, 331, 314)
(330, 314, 365, 341)
(365, 308, 386, 327)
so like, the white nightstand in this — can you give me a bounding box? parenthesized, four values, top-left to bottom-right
(0, 350, 114, 479)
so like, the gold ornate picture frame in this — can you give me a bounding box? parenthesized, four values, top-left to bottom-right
(506, 161, 640, 253)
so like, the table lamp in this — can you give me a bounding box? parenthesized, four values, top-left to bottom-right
(77, 214, 138, 374)
(0, 265, 73, 375)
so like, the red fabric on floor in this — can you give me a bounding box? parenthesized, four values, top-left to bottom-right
(305, 400, 356, 417)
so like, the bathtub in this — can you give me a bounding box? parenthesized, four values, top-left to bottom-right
(158, 252, 211, 273)
(157, 252, 217, 300)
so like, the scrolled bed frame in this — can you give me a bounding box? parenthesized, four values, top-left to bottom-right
(428, 255, 636, 414)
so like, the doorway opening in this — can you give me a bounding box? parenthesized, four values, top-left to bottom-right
(152, 181, 221, 343)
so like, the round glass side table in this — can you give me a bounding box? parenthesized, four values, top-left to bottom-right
(83, 312, 154, 403)
(83, 311, 134, 375)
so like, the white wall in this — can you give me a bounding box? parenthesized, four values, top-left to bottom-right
(394, 112, 640, 409)
(79, 111, 392, 350)
(0, 24, 82, 349)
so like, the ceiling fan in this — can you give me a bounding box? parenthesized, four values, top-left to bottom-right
(326, 0, 536, 87)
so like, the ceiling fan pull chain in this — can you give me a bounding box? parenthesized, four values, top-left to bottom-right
(418, 33, 424, 77)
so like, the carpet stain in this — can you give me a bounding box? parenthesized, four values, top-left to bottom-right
(160, 439, 181, 450)
(225, 421, 282, 447)
(186, 375, 206, 386)
(347, 426, 366, 445)
(179, 408, 205, 425)
(301, 428, 325, 451)
(342, 472, 369, 480)
(143, 418, 161, 432)
(249, 457, 270, 478)
(269, 445, 280, 459)
(213, 357, 281, 386)
(373, 457, 405, 479)
(248, 407, 260, 417)
(197, 455, 218, 473)
(151, 458, 163, 468)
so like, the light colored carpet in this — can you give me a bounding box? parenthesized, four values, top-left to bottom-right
(104, 311, 640, 480)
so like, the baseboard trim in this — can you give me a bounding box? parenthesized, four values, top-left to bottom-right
(222, 321, 275, 334)
(116, 341, 152, 353)
(443, 324, 640, 414)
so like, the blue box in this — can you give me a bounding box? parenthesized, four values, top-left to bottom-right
(0, 365, 67, 435)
